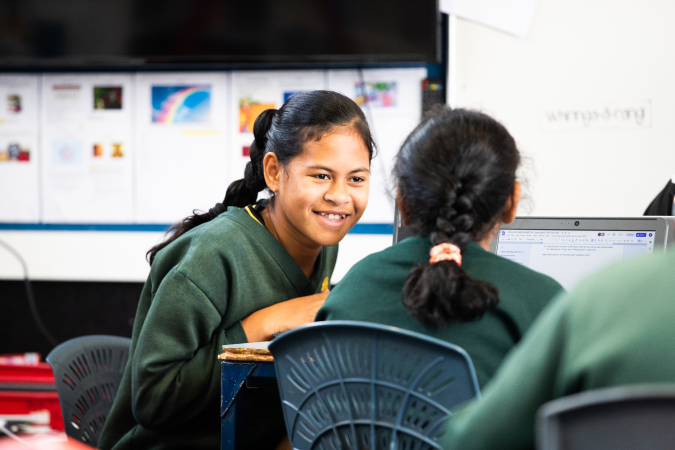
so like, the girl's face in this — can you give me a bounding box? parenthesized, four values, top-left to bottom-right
(265, 127, 370, 248)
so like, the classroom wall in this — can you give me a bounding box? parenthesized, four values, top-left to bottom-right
(453, 0, 675, 217)
(6, 0, 674, 285)
(0, 67, 422, 283)
(0, 231, 392, 282)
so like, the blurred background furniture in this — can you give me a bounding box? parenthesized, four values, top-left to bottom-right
(536, 384, 675, 450)
(46, 335, 131, 448)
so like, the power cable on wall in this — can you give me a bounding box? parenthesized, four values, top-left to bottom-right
(0, 239, 59, 348)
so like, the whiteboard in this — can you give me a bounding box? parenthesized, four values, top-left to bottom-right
(453, 0, 675, 217)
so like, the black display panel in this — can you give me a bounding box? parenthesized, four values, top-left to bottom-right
(0, 0, 439, 67)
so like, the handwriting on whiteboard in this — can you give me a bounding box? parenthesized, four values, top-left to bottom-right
(540, 101, 651, 131)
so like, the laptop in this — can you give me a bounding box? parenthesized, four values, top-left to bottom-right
(393, 210, 674, 290)
(489, 217, 674, 290)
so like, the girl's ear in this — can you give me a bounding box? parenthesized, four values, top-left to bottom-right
(263, 153, 281, 193)
(501, 181, 521, 224)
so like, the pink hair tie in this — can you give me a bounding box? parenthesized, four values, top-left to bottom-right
(429, 243, 462, 266)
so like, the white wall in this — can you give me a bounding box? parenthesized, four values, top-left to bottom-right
(453, 0, 675, 217)
(0, 231, 392, 283)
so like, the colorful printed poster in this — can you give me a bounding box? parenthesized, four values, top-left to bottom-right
(7, 94, 22, 113)
(0, 142, 30, 162)
(355, 81, 398, 107)
(283, 91, 305, 102)
(239, 96, 276, 133)
(94, 86, 123, 109)
(152, 85, 211, 124)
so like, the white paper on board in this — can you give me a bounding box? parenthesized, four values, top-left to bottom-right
(40, 74, 134, 223)
(440, 0, 539, 39)
(0, 75, 40, 222)
(230, 71, 326, 186)
(327, 68, 426, 225)
(134, 72, 230, 224)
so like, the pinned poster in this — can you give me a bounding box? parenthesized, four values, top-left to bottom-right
(135, 72, 230, 224)
(230, 71, 325, 184)
(0, 75, 40, 222)
(327, 68, 426, 224)
(40, 73, 135, 223)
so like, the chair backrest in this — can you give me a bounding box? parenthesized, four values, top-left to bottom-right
(268, 321, 480, 450)
(46, 335, 131, 447)
(536, 384, 675, 450)
(393, 205, 417, 245)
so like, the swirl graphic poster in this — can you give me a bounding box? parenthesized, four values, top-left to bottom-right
(151, 85, 211, 124)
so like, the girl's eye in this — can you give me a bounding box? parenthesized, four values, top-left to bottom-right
(350, 177, 365, 183)
(315, 174, 330, 180)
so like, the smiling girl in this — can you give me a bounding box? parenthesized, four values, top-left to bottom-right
(98, 91, 374, 450)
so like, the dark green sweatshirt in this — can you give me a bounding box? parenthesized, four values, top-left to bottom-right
(98, 206, 338, 450)
(441, 250, 675, 450)
(316, 236, 563, 388)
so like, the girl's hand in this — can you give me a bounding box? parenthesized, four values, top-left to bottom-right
(241, 290, 330, 342)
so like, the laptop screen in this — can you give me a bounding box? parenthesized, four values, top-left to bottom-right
(496, 229, 656, 290)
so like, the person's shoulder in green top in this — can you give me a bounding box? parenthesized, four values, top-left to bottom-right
(317, 235, 562, 387)
(318, 107, 563, 387)
(99, 205, 339, 450)
(441, 249, 675, 450)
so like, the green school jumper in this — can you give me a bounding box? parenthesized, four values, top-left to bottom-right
(98, 205, 338, 450)
(316, 236, 563, 388)
(440, 250, 675, 450)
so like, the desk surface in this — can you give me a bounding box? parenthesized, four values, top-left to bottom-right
(218, 345, 273, 362)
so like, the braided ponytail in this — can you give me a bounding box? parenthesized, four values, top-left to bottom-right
(397, 107, 520, 327)
(147, 90, 374, 265)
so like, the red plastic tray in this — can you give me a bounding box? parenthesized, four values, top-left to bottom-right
(0, 391, 64, 431)
(0, 362, 56, 385)
(0, 361, 63, 431)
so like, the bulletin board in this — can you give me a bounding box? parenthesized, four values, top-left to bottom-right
(0, 68, 427, 229)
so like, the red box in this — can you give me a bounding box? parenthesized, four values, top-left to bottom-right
(0, 362, 63, 431)
(0, 362, 56, 386)
(0, 391, 64, 431)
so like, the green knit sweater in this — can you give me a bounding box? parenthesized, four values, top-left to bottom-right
(316, 236, 563, 388)
(98, 206, 338, 450)
(441, 250, 675, 450)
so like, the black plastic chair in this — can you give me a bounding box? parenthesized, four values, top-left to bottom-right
(536, 384, 675, 450)
(268, 321, 480, 450)
(46, 335, 131, 447)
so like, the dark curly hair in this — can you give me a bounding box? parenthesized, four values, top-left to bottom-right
(395, 107, 520, 327)
(147, 90, 375, 265)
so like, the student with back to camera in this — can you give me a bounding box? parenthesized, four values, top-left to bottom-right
(98, 91, 375, 450)
(440, 244, 675, 450)
(316, 107, 564, 388)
